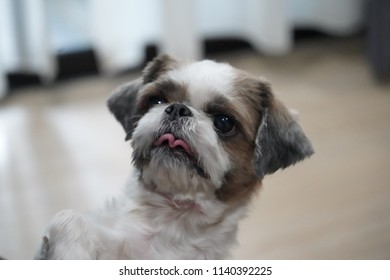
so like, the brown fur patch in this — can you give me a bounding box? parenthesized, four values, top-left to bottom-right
(215, 74, 273, 204)
(143, 54, 178, 84)
(216, 135, 262, 205)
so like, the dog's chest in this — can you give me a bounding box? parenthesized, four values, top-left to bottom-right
(124, 206, 234, 259)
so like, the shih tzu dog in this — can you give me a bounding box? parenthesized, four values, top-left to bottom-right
(36, 55, 313, 260)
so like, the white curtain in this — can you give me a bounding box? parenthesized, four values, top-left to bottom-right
(90, 0, 365, 74)
(89, 0, 162, 74)
(0, 0, 57, 97)
(0, 0, 365, 98)
(90, 0, 293, 73)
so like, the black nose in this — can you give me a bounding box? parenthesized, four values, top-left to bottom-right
(165, 103, 193, 120)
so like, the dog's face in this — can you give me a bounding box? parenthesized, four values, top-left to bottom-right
(108, 55, 313, 204)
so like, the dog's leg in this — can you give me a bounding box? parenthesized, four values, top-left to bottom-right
(36, 209, 97, 259)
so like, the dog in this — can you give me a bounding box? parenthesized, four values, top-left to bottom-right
(35, 55, 313, 259)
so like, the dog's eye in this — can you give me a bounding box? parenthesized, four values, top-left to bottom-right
(148, 96, 168, 107)
(214, 114, 235, 135)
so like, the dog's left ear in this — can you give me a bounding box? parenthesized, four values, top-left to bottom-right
(253, 94, 314, 177)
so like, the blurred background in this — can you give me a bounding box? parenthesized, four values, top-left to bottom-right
(1, 0, 390, 259)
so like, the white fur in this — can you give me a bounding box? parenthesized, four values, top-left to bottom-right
(166, 60, 237, 108)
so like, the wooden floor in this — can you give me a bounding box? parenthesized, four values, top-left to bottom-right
(1, 36, 390, 259)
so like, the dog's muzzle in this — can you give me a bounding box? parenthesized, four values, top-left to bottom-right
(154, 103, 194, 156)
(150, 104, 208, 178)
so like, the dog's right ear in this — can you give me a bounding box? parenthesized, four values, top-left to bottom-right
(253, 95, 314, 177)
(107, 79, 143, 140)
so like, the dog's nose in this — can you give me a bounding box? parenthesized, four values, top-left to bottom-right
(165, 104, 193, 120)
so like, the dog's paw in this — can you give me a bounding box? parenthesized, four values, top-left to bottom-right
(35, 236, 49, 260)
(37, 209, 97, 259)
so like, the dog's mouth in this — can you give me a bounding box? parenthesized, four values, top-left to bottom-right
(153, 133, 193, 156)
(152, 133, 208, 178)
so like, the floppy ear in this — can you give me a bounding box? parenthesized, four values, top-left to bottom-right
(107, 79, 143, 140)
(253, 96, 314, 177)
(107, 54, 177, 140)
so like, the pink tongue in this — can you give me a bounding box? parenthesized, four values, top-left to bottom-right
(154, 133, 193, 156)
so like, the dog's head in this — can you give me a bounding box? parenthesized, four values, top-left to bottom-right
(108, 55, 313, 203)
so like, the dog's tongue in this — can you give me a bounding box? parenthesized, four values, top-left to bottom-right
(154, 133, 193, 156)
